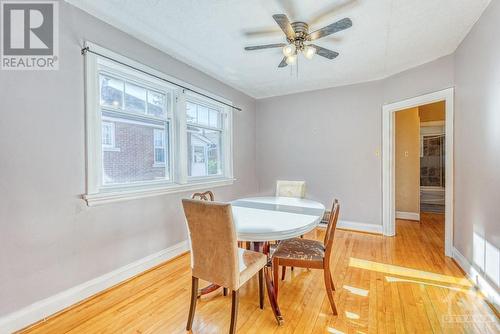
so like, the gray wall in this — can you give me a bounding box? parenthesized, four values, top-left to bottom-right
(454, 0, 500, 289)
(0, 2, 257, 317)
(256, 56, 454, 225)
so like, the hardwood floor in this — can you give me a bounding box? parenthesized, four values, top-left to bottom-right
(20, 213, 499, 334)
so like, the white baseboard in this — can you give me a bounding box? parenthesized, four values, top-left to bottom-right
(396, 211, 420, 221)
(0, 240, 189, 334)
(452, 247, 499, 311)
(336, 220, 383, 234)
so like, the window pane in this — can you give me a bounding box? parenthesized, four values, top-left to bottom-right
(102, 113, 169, 184)
(187, 125, 222, 177)
(155, 148, 165, 163)
(148, 90, 166, 118)
(197, 105, 209, 126)
(100, 75, 123, 108)
(186, 102, 197, 123)
(154, 129, 164, 147)
(124, 82, 146, 114)
(102, 123, 113, 146)
(209, 109, 220, 128)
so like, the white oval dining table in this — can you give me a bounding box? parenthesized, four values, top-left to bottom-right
(231, 196, 326, 241)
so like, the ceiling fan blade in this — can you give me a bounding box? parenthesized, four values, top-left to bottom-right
(310, 44, 339, 59)
(308, 17, 352, 41)
(244, 43, 286, 51)
(272, 14, 296, 40)
(278, 57, 288, 68)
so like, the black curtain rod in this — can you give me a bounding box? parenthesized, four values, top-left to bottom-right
(81, 46, 242, 112)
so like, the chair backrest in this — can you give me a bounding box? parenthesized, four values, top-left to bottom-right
(276, 180, 306, 198)
(191, 190, 214, 201)
(182, 199, 239, 290)
(324, 199, 340, 261)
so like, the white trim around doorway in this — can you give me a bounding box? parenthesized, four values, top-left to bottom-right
(382, 88, 454, 256)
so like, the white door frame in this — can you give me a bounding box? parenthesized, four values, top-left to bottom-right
(382, 88, 454, 256)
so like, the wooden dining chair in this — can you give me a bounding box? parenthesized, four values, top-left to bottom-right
(182, 199, 268, 334)
(272, 199, 340, 315)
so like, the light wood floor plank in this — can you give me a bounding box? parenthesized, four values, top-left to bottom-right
(18, 214, 499, 334)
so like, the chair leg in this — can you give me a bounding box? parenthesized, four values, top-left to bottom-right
(223, 287, 228, 296)
(273, 259, 279, 301)
(186, 276, 198, 330)
(323, 269, 338, 315)
(281, 266, 286, 280)
(230, 290, 239, 334)
(258, 269, 264, 309)
(330, 273, 335, 291)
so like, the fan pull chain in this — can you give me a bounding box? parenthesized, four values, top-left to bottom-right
(296, 55, 299, 79)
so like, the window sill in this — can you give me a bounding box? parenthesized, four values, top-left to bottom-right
(83, 178, 235, 206)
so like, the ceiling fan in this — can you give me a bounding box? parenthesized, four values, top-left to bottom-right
(244, 14, 352, 68)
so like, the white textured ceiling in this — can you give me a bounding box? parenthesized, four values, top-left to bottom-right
(67, 0, 490, 98)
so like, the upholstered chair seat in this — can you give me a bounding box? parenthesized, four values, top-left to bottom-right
(272, 238, 325, 263)
(238, 249, 268, 286)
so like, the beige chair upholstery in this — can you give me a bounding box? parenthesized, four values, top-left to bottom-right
(182, 199, 267, 333)
(276, 180, 306, 198)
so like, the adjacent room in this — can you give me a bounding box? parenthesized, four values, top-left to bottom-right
(0, 0, 499, 333)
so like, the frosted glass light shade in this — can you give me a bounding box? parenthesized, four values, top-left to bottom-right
(282, 44, 296, 57)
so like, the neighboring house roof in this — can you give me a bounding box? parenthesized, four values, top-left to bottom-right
(191, 133, 215, 146)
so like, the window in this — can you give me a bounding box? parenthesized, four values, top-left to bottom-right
(186, 100, 223, 178)
(99, 73, 171, 185)
(84, 43, 233, 205)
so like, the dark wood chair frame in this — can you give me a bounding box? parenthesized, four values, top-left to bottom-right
(191, 190, 214, 201)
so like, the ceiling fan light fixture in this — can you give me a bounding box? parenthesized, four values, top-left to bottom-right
(282, 44, 296, 57)
(285, 54, 297, 65)
(304, 45, 316, 59)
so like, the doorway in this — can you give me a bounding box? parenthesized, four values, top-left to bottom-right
(382, 88, 454, 256)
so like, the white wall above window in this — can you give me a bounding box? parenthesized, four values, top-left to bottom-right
(83, 42, 234, 206)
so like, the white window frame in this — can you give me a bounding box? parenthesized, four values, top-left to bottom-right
(83, 42, 234, 206)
